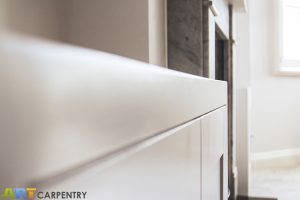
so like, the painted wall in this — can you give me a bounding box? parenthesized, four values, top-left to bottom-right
(249, 0, 300, 153)
(0, 0, 7, 27)
(235, 3, 251, 196)
(64, 0, 149, 62)
(234, 0, 300, 194)
(0, 0, 167, 65)
(0, 0, 65, 41)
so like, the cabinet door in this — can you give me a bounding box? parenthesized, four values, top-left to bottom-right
(201, 107, 228, 200)
(40, 119, 202, 200)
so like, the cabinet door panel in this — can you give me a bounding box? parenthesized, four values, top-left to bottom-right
(41, 119, 201, 200)
(201, 107, 227, 200)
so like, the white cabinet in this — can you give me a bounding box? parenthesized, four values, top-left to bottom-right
(42, 119, 202, 200)
(40, 108, 227, 200)
(202, 107, 228, 200)
(0, 34, 227, 200)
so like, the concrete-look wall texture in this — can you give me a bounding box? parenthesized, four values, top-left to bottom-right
(250, 0, 300, 153)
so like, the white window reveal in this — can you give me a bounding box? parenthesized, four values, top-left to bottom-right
(278, 0, 300, 74)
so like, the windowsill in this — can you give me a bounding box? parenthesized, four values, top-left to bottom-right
(274, 67, 300, 76)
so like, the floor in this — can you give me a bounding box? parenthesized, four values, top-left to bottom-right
(251, 166, 300, 200)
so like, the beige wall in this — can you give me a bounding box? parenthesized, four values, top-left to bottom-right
(65, 0, 149, 62)
(0, 0, 65, 41)
(0, 0, 7, 27)
(0, 0, 167, 64)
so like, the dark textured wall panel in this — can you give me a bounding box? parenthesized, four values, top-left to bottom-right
(167, 0, 203, 76)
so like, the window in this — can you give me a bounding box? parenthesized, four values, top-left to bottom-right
(278, 0, 300, 74)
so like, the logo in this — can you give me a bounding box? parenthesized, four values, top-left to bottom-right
(0, 188, 87, 199)
(1, 188, 36, 200)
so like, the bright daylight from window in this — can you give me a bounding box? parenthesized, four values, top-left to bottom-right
(282, 0, 300, 67)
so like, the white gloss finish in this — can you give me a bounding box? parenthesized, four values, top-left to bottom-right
(201, 107, 228, 200)
(0, 33, 227, 186)
(41, 117, 202, 200)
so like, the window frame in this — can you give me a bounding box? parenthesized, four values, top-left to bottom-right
(276, 0, 300, 75)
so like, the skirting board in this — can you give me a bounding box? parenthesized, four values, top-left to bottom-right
(237, 196, 277, 200)
(251, 148, 300, 169)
